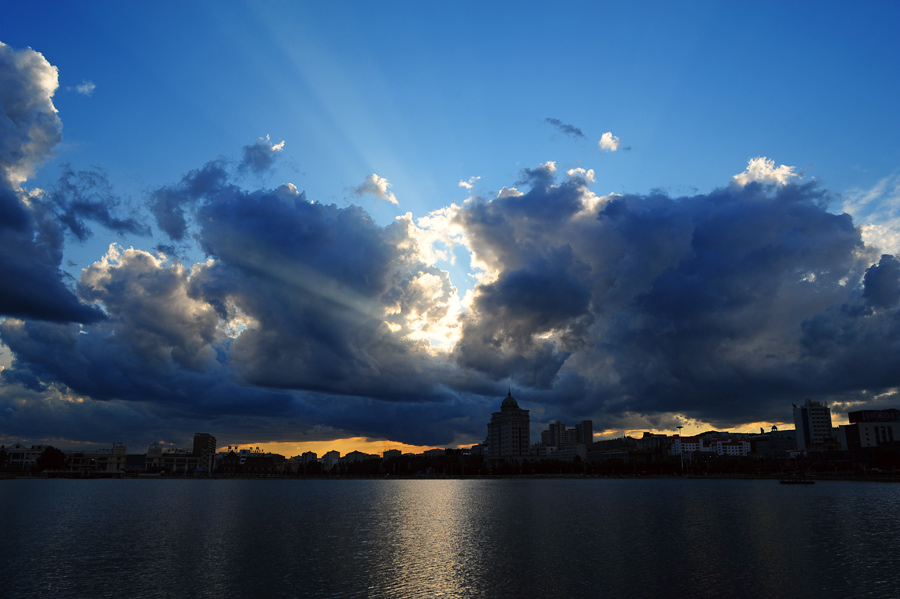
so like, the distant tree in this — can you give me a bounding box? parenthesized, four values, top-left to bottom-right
(0, 446, 8, 471)
(34, 446, 67, 472)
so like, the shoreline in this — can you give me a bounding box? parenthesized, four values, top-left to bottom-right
(4, 472, 900, 483)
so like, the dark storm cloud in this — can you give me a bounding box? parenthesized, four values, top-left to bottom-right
(452, 168, 895, 430)
(0, 43, 105, 324)
(4, 36, 900, 447)
(149, 161, 230, 240)
(545, 117, 586, 139)
(2, 141, 475, 446)
(185, 180, 461, 402)
(863, 254, 900, 309)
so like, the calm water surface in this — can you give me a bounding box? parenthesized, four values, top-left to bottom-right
(1, 478, 897, 598)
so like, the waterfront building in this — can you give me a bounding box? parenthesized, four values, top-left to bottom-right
(3, 443, 49, 472)
(343, 450, 379, 463)
(66, 442, 127, 474)
(219, 450, 285, 476)
(192, 433, 217, 475)
(839, 409, 900, 451)
(382, 449, 402, 460)
(487, 391, 530, 463)
(321, 450, 341, 470)
(145, 443, 201, 473)
(551, 444, 588, 462)
(750, 428, 797, 457)
(793, 399, 835, 450)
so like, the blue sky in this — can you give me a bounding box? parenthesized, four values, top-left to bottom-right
(2, 2, 900, 454)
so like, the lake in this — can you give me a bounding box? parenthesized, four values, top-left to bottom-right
(1, 478, 897, 598)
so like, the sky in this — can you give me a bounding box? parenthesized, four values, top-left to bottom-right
(2, 1, 900, 455)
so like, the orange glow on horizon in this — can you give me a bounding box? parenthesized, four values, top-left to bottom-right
(596, 420, 801, 441)
(217, 437, 449, 458)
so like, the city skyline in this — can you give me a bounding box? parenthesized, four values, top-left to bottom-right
(2, 3, 900, 457)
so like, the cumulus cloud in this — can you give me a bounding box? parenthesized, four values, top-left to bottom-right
(732, 156, 800, 187)
(2, 145, 485, 446)
(449, 160, 896, 433)
(0, 42, 105, 324)
(5, 139, 900, 447)
(598, 131, 620, 152)
(355, 173, 398, 205)
(4, 37, 900, 449)
(566, 167, 595, 183)
(545, 118, 586, 139)
(862, 254, 900, 309)
(0, 41, 62, 187)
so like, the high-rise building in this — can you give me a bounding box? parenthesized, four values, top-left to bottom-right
(487, 391, 530, 461)
(574, 420, 593, 447)
(547, 421, 567, 448)
(793, 400, 833, 450)
(192, 433, 217, 474)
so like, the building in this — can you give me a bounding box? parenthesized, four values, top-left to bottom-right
(545, 421, 567, 448)
(487, 391, 530, 463)
(66, 442, 127, 474)
(342, 450, 379, 463)
(574, 420, 593, 447)
(192, 433, 217, 475)
(3, 443, 50, 472)
(839, 409, 900, 451)
(750, 428, 797, 457)
(793, 399, 834, 450)
(709, 438, 750, 457)
(673, 435, 704, 455)
(145, 443, 201, 473)
(321, 450, 341, 470)
(219, 447, 286, 476)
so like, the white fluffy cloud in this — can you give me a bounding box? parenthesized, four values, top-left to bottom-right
(566, 167, 595, 183)
(598, 131, 620, 152)
(0, 41, 62, 186)
(732, 157, 799, 187)
(355, 173, 398, 205)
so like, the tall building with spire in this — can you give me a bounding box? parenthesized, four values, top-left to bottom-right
(487, 390, 530, 461)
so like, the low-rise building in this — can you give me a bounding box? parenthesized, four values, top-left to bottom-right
(145, 443, 200, 473)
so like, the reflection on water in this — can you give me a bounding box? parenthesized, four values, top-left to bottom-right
(2, 478, 899, 598)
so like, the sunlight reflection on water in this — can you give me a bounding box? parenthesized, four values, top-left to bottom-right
(1, 478, 899, 598)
